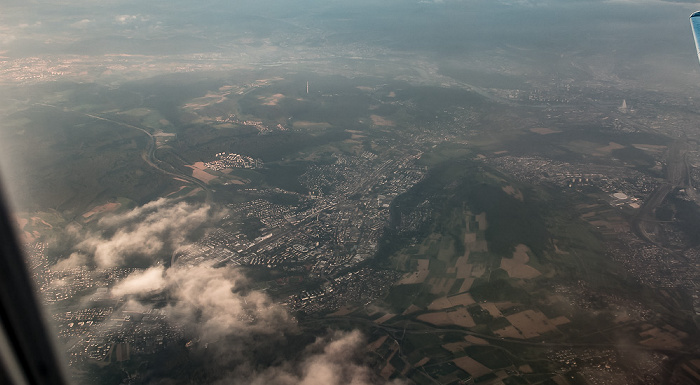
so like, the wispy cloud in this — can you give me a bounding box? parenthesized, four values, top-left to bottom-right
(251, 330, 406, 385)
(50, 251, 88, 271)
(164, 262, 294, 342)
(51, 198, 402, 384)
(111, 264, 166, 296)
(109, 258, 400, 384)
(70, 18, 93, 29)
(74, 198, 220, 268)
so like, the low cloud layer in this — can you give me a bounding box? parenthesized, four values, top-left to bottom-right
(113, 263, 294, 343)
(53, 198, 401, 384)
(111, 261, 398, 385)
(250, 330, 405, 385)
(111, 265, 166, 297)
(75, 198, 219, 268)
(51, 251, 88, 271)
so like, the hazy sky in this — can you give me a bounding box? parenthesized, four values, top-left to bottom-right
(1, 0, 698, 93)
(1, 0, 697, 57)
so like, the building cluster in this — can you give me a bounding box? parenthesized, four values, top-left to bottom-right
(20, 243, 179, 366)
(484, 155, 657, 206)
(548, 348, 623, 384)
(169, 149, 427, 316)
(204, 152, 263, 170)
(192, 151, 422, 280)
(553, 281, 653, 322)
(489, 86, 580, 105)
(285, 268, 402, 313)
(548, 348, 667, 385)
(605, 232, 700, 315)
(24, 242, 49, 271)
(59, 306, 177, 365)
(486, 151, 700, 316)
(212, 114, 286, 134)
(33, 263, 181, 366)
(40, 268, 96, 303)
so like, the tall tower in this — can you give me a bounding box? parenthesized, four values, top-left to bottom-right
(306, 81, 309, 94)
(619, 99, 628, 113)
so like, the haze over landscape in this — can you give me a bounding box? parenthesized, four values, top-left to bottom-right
(2, 1, 700, 384)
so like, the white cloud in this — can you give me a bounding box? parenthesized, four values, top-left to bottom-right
(250, 330, 406, 385)
(70, 19, 92, 29)
(166, 262, 294, 342)
(64, 197, 402, 384)
(111, 265, 166, 296)
(51, 252, 88, 271)
(111, 262, 405, 384)
(110, 261, 294, 342)
(74, 198, 220, 268)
